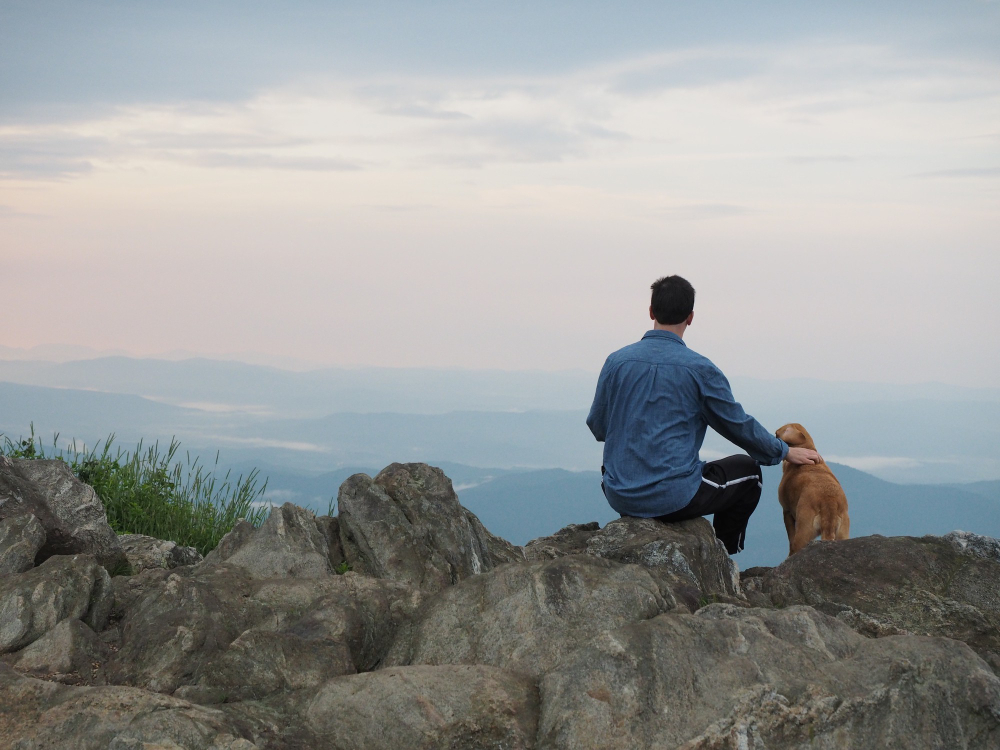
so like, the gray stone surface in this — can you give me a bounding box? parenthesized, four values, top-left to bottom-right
(0, 457, 126, 571)
(273, 665, 539, 750)
(749, 533, 1000, 672)
(537, 604, 1000, 749)
(0, 663, 258, 749)
(385, 554, 670, 678)
(338, 463, 523, 593)
(197, 629, 355, 702)
(200, 502, 334, 579)
(0, 554, 112, 654)
(119, 533, 202, 573)
(108, 566, 422, 695)
(0, 513, 46, 576)
(9, 618, 109, 680)
(525, 516, 742, 610)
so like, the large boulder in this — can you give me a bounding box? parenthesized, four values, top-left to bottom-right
(107, 565, 422, 696)
(0, 554, 112, 654)
(119, 533, 202, 573)
(200, 502, 336, 579)
(537, 604, 1000, 749)
(0, 513, 46, 575)
(0, 664, 257, 749)
(0, 457, 126, 571)
(337, 463, 524, 594)
(385, 554, 671, 678)
(745, 532, 1000, 672)
(272, 665, 539, 750)
(525, 516, 742, 610)
(6, 618, 109, 682)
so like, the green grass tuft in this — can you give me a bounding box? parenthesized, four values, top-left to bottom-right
(1, 424, 269, 556)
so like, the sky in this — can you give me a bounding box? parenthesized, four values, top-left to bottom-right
(1, 1, 998, 386)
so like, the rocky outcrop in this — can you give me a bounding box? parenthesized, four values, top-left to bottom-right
(119, 532, 202, 573)
(107, 565, 422, 695)
(0, 457, 127, 571)
(7, 618, 109, 683)
(272, 665, 539, 749)
(338, 462, 523, 593)
(0, 513, 46, 575)
(538, 604, 1000, 749)
(0, 664, 258, 749)
(743, 532, 1000, 672)
(525, 516, 741, 610)
(0, 554, 111, 654)
(386, 555, 671, 678)
(1, 460, 999, 749)
(202, 502, 337, 578)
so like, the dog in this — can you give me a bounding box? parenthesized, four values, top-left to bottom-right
(775, 423, 850, 556)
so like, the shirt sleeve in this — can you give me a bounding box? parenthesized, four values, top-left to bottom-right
(698, 364, 788, 465)
(586, 358, 613, 442)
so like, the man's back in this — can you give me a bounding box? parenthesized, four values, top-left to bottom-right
(587, 329, 785, 517)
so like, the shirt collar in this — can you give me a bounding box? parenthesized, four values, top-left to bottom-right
(641, 329, 687, 347)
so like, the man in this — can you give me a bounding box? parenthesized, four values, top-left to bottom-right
(586, 275, 820, 554)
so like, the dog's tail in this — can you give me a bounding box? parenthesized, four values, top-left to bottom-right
(817, 505, 845, 541)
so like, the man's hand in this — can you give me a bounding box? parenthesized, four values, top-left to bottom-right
(786, 446, 821, 465)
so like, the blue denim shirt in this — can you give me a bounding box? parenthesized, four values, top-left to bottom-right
(587, 330, 788, 517)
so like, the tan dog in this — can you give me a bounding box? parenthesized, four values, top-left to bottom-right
(775, 423, 850, 556)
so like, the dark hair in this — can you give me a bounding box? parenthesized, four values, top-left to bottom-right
(650, 275, 695, 325)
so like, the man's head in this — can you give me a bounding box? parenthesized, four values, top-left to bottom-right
(649, 275, 695, 328)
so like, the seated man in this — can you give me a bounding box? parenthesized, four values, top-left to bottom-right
(587, 275, 819, 554)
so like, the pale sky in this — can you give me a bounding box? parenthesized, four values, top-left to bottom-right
(2, 1, 998, 386)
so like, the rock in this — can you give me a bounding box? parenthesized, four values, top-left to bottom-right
(197, 630, 355, 702)
(537, 604, 1000, 749)
(0, 513, 46, 575)
(385, 554, 670, 678)
(9, 618, 109, 681)
(0, 457, 127, 572)
(753, 534, 1000, 672)
(274, 665, 539, 749)
(0, 663, 258, 749)
(118, 533, 202, 573)
(314, 514, 346, 569)
(200, 502, 334, 579)
(0, 554, 112, 654)
(945, 529, 1000, 563)
(337, 463, 523, 593)
(108, 565, 422, 696)
(525, 516, 742, 610)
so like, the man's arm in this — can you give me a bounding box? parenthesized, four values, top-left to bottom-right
(698, 364, 789, 465)
(586, 359, 613, 442)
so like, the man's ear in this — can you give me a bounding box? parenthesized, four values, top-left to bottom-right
(687, 311, 694, 326)
(649, 305, 656, 321)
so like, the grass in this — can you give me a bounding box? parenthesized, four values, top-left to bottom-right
(1, 424, 269, 556)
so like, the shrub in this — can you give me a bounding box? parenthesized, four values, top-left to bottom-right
(1, 425, 269, 556)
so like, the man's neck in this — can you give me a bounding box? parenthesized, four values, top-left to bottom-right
(652, 321, 688, 338)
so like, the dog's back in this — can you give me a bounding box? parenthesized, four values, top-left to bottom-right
(776, 423, 850, 555)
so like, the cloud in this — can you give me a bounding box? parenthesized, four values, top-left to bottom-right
(660, 203, 755, 220)
(0, 134, 106, 179)
(914, 167, 1000, 178)
(786, 155, 855, 165)
(194, 152, 363, 171)
(378, 103, 472, 120)
(206, 436, 327, 453)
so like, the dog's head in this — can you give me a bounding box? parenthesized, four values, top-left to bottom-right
(775, 422, 816, 449)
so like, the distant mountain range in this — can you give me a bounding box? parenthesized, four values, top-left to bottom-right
(1, 353, 996, 568)
(2, 360, 999, 482)
(242, 459, 1000, 570)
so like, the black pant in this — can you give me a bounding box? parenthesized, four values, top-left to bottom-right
(654, 455, 763, 554)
